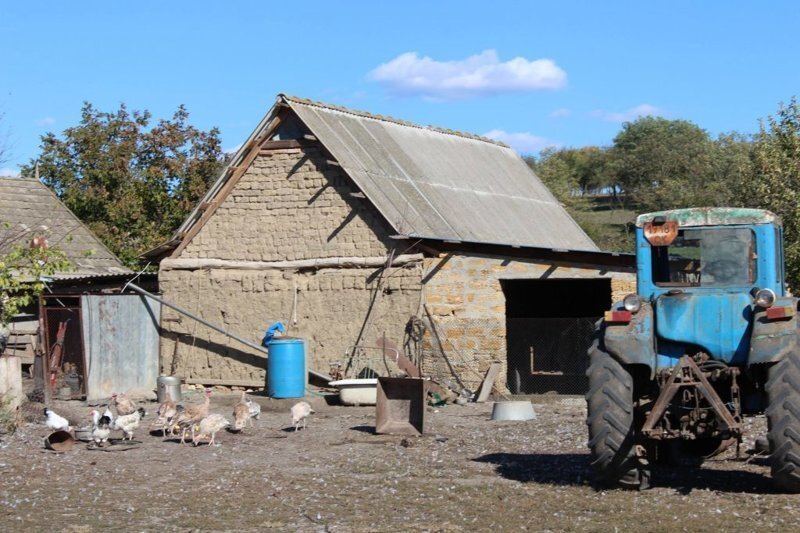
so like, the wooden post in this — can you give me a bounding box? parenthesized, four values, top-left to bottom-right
(0, 356, 23, 411)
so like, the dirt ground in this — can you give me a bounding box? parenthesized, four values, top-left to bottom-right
(0, 387, 798, 532)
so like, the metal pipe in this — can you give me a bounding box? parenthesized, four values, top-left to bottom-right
(126, 283, 332, 382)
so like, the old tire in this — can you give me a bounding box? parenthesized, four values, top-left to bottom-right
(766, 351, 800, 493)
(586, 340, 644, 488)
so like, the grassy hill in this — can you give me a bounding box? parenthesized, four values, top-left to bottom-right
(567, 196, 637, 253)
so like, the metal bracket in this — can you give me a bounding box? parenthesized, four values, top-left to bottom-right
(641, 355, 742, 438)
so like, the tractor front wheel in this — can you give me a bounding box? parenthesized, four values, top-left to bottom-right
(766, 350, 800, 493)
(586, 339, 647, 488)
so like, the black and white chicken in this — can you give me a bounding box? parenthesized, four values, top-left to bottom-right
(90, 409, 112, 446)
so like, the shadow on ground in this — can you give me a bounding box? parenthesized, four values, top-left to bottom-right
(473, 452, 778, 494)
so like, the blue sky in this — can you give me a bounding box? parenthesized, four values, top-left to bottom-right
(2, 1, 799, 175)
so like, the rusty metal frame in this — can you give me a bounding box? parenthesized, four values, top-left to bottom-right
(641, 355, 742, 439)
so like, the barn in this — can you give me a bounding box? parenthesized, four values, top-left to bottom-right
(148, 95, 635, 394)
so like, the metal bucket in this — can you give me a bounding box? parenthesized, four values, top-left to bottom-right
(491, 401, 537, 421)
(157, 375, 182, 404)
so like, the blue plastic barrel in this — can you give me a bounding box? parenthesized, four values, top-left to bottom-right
(266, 337, 306, 398)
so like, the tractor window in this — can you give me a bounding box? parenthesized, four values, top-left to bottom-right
(651, 228, 756, 287)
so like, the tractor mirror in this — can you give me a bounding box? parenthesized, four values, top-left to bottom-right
(644, 220, 679, 246)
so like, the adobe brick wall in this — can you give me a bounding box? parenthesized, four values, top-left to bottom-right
(158, 266, 421, 383)
(160, 145, 422, 382)
(420, 253, 635, 393)
(182, 146, 394, 261)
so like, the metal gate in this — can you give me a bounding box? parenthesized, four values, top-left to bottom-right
(506, 317, 598, 395)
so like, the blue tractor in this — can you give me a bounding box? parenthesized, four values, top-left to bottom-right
(587, 207, 800, 491)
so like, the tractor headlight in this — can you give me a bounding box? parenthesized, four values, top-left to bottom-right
(623, 294, 642, 313)
(755, 288, 777, 308)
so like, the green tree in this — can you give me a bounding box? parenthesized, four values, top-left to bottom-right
(22, 103, 223, 267)
(610, 117, 726, 211)
(737, 97, 800, 289)
(1, 224, 69, 326)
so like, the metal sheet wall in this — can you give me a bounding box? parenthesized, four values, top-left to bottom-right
(82, 295, 161, 401)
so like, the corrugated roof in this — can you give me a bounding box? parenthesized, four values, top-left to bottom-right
(0, 177, 131, 278)
(166, 94, 598, 256)
(285, 96, 598, 251)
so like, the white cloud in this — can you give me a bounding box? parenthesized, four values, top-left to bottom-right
(483, 129, 558, 154)
(36, 116, 56, 126)
(0, 167, 20, 177)
(368, 50, 567, 100)
(549, 107, 571, 118)
(590, 104, 664, 123)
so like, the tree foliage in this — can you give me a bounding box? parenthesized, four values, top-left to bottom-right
(22, 103, 223, 267)
(0, 225, 70, 326)
(609, 117, 730, 211)
(736, 98, 800, 288)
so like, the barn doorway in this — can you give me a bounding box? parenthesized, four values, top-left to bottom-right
(502, 278, 611, 394)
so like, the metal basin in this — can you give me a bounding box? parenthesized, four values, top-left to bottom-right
(491, 401, 537, 421)
(44, 430, 75, 451)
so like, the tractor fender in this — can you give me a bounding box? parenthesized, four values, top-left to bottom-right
(602, 300, 656, 374)
(749, 296, 799, 366)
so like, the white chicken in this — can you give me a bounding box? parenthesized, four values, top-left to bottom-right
(112, 407, 146, 440)
(192, 414, 230, 446)
(43, 407, 71, 432)
(90, 409, 112, 446)
(290, 401, 314, 431)
(246, 396, 261, 421)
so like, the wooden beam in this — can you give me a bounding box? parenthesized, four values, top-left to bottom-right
(160, 254, 425, 271)
(475, 363, 502, 403)
(259, 139, 304, 150)
(184, 378, 264, 388)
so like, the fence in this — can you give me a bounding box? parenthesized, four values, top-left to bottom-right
(506, 317, 598, 395)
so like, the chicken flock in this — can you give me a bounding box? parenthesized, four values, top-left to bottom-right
(43, 389, 311, 449)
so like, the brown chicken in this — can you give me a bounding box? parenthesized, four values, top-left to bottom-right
(155, 391, 178, 438)
(171, 389, 212, 444)
(111, 392, 138, 416)
(232, 391, 251, 431)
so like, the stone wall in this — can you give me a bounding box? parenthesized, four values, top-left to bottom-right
(420, 253, 635, 393)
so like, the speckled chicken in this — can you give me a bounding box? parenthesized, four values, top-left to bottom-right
(171, 389, 212, 444)
(111, 392, 138, 416)
(232, 391, 250, 431)
(192, 414, 230, 446)
(155, 391, 178, 438)
(112, 407, 146, 440)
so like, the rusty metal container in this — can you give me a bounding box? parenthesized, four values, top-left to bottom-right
(376, 377, 426, 436)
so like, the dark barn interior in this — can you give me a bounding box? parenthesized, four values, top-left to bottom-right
(503, 278, 612, 394)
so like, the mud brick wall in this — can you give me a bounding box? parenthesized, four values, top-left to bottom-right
(160, 146, 422, 382)
(421, 253, 636, 393)
(159, 266, 421, 383)
(181, 146, 395, 262)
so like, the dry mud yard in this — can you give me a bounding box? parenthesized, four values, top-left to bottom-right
(0, 391, 798, 532)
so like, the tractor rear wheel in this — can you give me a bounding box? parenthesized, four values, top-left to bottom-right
(766, 350, 800, 493)
(586, 339, 646, 488)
